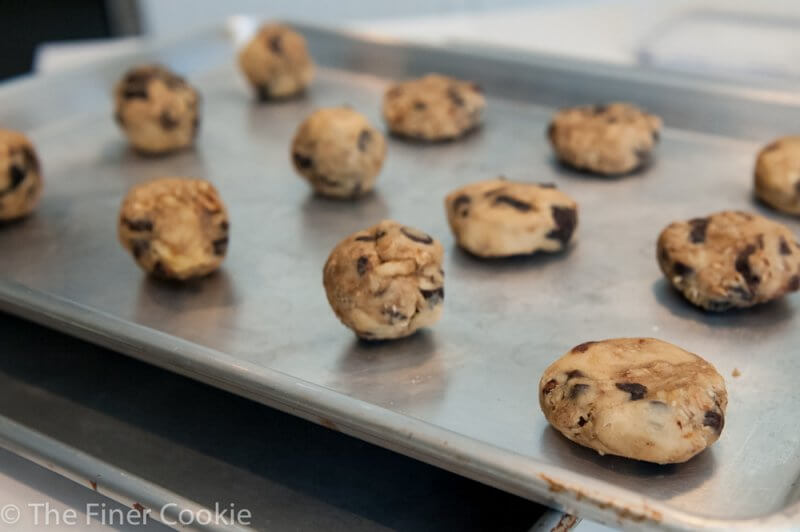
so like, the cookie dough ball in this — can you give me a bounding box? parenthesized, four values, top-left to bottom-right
(114, 65, 200, 155)
(540, 338, 727, 464)
(445, 178, 577, 257)
(0, 129, 43, 222)
(754, 136, 800, 215)
(658, 211, 800, 311)
(238, 23, 314, 100)
(382, 74, 485, 141)
(118, 178, 229, 280)
(291, 107, 386, 198)
(323, 220, 444, 339)
(548, 103, 662, 175)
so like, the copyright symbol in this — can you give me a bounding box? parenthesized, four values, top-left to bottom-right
(1, 504, 20, 524)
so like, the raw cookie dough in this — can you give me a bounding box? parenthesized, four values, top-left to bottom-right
(754, 136, 800, 215)
(291, 107, 387, 198)
(657, 211, 800, 311)
(548, 103, 662, 175)
(539, 338, 727, 464)
(114, 64, 200, 154)
(0, 129, 42, 222)
(323, 220, 444, 339)
(444, 178, 577, 257)
(118, 178, 229, 280)
(382, 74, 485, 141)
(238, 23, 314, 100)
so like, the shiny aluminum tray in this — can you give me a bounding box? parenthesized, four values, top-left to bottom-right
(1, 20, 800, 531)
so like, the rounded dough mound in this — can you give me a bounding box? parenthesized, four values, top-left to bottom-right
(444, 178, 577, 257)
(0, 129, 43, 222)
(382, 74, 485, 141)
(238, 23, 314, 100)
(657, 210, 800, 311)
(540, 338, 727, 464)
(118, 178, 229, 280)
(114, 64, 200, 155)
(291, 107, 387, 198)
(754, 136, 800, 215)
(323, 220, 444, 340)
(548, 103, 661, 175)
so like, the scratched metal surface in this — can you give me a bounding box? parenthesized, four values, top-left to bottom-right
(0, 21, 800, 530)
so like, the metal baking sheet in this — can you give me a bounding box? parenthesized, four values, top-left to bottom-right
(1, 19, 800, 530)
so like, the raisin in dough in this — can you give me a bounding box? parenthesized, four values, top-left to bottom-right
(540, 338, 727, 464)
(114, 65, 200, 154)
(548, 103, 662, 175)
(118, 178, 229, 280)
(754, 136, 800, 215)
(0, 129, 42, 222)
(382, 74, 485, 141)
(323, 220, 444, 339)
(444, 178, 577, 257)
(658, 211, 800, 311)
(291, 107, 386, 198)
(238, 23, 314, 100)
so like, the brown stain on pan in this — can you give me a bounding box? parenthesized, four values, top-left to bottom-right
(550, 513, 578, 532)
(539, 474, 663, 524)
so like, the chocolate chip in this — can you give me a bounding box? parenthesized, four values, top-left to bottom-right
(152, 261, 167, 277)
(447, 86, 465, 107)
(420, 287, 444, 305)
(571, 341, 596, 353)
(212, 237, 228, 256)
(592, 104, 608, 114)
(268, 35, 283, 54)
(383, 307, 407, 323)
(538, 183, 556, 189)
(566, 369, 584, 380)
(123, 218, 153, 231)
(413, 100, 427, 110)
(735, 244, 759, 289)
(577, 416, 588, 427)
(355, 256, 369, 275)
(493, 195, 532, 212)
(159, 111, 179, 130)
(789, 275, 800, 292)
(355, 230, 386, 242)
(673, 261, 693, 276)
(547, 122, 556, 141)
(9, 165, 25, 190)
(703, 411, 723, 433)
(546, 206, 577, 245)
(707, 300, 735, 312)
(357, 129, 372, 152)
(568, 383, 589, 399)
(22, 147, 39, 175)
(616, 382, 647, 400)
(482, 186, 506, 197)
(293, 152, 313, 169)
(220, 220, 229, 231)
(401, 227, 433, 245)
(728, 285, 754, 302)
(123, 87, 148, 99)
(780, 237, 792, 255)
(131, 239, 149, 259)
(452, 194, 471, 217)
(688, 217, 709, 244)
(634, 147, 652, 167)
(542, 379, 557, 395)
